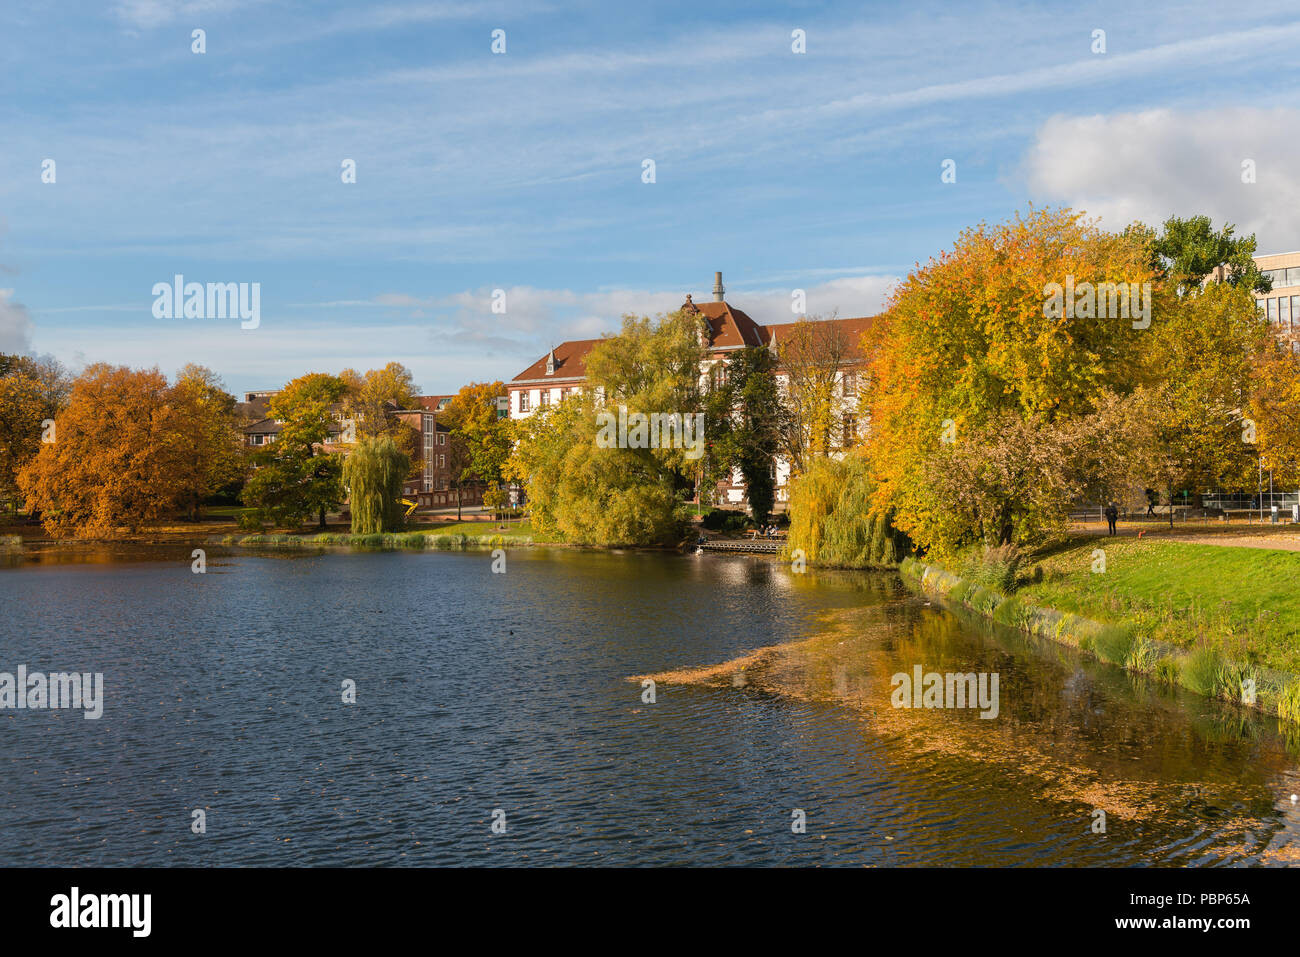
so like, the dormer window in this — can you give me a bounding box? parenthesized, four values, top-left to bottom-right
(545, 348, 557, 376)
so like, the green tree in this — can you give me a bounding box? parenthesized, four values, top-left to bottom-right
(722, 346, 779, 523)
(340, 361, 421, 484)
(1144, 215, 1272, 296)
(508, 311, 704, 545)
(342, 434, 410, 533)
(241, 373, 347, 529)
(784, 452, 909, 567)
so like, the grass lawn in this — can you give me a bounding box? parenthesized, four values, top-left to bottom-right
(1020, 537, 1300, 675)
(418, 520, 537, 540)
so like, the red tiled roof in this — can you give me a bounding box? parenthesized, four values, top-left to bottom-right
(510, 309, 876, 388)
(511, 338, 602, 383)
(763, 314, 876, 357)
(680, 296, 766, 348)
(416, 394, 456, 411)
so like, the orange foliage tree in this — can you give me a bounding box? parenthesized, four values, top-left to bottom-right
(18, 363, 242, 537)
(865, 208, 1162, 555)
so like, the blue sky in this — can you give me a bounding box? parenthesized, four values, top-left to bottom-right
(3, 0, 1299, 397)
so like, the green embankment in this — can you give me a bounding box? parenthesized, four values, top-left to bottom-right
(901, 538, 1300, 724)
(223, 523, 536, 549)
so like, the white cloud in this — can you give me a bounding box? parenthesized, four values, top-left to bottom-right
(1022, 107, 1300, 251)
(33, 271, 899, 394)
(0, 289, 33, 354)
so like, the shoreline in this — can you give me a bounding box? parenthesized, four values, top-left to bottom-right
(900, 556, 1300, 725)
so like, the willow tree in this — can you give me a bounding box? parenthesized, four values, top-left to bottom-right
(343, 435, 410, 533)
(784, 452, 908, 568)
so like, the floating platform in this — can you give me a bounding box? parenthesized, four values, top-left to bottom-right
(696, 540, 781, 554)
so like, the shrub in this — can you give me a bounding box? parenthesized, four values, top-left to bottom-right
(1154, 656, 1181, 686)
(237, 510, 265, 532)
(1125, 636, 1160, 673)
(1277, 680, 1300, 725)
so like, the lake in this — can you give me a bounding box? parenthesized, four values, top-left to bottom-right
(2, 544, 1299, 866)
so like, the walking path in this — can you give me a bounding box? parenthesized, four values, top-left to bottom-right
(1074, 519, 1300, 552)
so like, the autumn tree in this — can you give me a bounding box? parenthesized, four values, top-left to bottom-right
(339, 361, 419, 437)
(241, 372, 347, 529)
(0, 353, 70, 515)
(1251, 345, 1300, 490)
(442, 381, 513, 516)
(340, 361, 421, 482)
(170, 364, 245, 520)
(774, 316, 856, 474)
(1140, 281, 1271, 520)
(865, 207, 1160, 555)
(17, 364, 236, 537)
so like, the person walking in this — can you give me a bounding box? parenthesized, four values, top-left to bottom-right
(1105, 502, 1119, 536)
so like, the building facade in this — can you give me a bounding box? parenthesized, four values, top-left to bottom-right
(507, 272, 873, 506)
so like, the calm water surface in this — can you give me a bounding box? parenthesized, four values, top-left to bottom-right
(2, 544, 1298, 866)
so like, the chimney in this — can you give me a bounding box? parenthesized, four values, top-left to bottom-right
(713, 271, 725, 302)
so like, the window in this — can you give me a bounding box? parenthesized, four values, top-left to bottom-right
(842, 371, 857, 396)
(1287, 268, 1300, 287)
(438, 433, 446, 445)
(842, 414, 857, 447)
(1268, 298, 1278, 324)
(519, 391, 530, 413)
(438, 454, 446, 468)
(540, 390, 550, 407)
(1292, 296, 1300, 328)
(424, 434, 433, 451)
(1282, 296, 1292, 329)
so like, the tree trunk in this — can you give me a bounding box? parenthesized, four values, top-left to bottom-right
(456, 486, 462, 521)
(319, 507, 327, 529)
